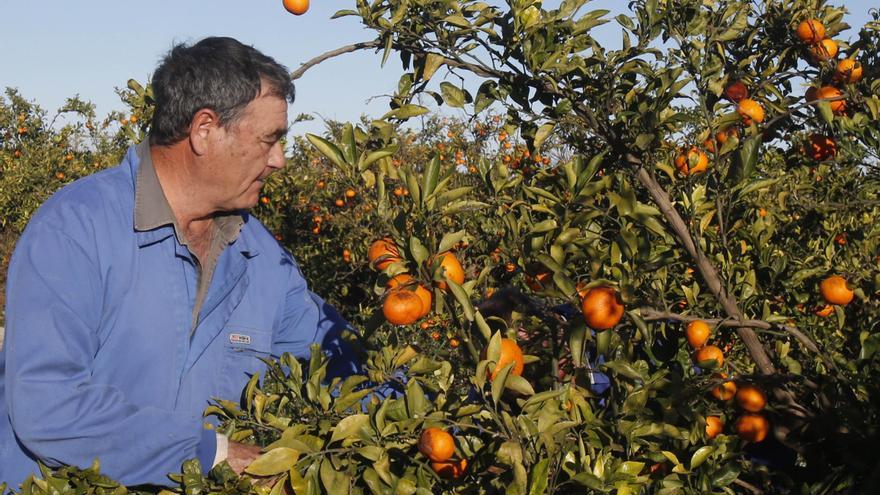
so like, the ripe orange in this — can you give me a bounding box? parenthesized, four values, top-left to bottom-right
(431, 458, 467, 479)
(723, 80, 749, 103)
(815, 304, 835, 317)
(710, 373, 737, 400)
(487, 338, 525, 381)
(282, 0, 309, 15)
(414, 284, 433, 317)
(368, 238, 402, 270)
(702, 137, 716, 153)
(525, 269, 552, 291)
(736, 385, 767, 412)
(835, 59, 863, 83)
(809, 38, 839, 62)
(387, 273, 414, 289)
(383, 289, 424, 325)
(580, 286, 625, 330)
(737, 98, 765, 124)
(816, 86, 846, 114)
(735, 413, 769, 443)
(820, 275, 854, 305)
(418, 428, 455, 462)
(674, 147, 709, 175)
(334, 198, 345, 207)
(686, 320, 711, 349)
(433, 252, 465, 290)
(705, 416, 723, 439)
(796, 19, 825, 44)
(715, 127, 738, 144)
(807, 134, 837, 161)
(345, 188, 356, 198)
(694, 345, 724, 368)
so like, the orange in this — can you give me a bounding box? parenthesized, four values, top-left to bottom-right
(487, 338, 525, 381)
(807, 134, 837, 161)
(816, 86, 846, 114)
(686, 320, 711, 349)
(387, 273, 414, 289)
(694, 345, 724, 368)
(702, 137, 716, 153)
(723, 80, 749, 103)
(414, 284, 433, 317)
(345, 188, 356, 198)
(433, 252, 465, 290)
(735, 413, 769, 443)
(705, 416, 723, 439)
(282, 0, 309, 15)
(431, 458, 467, 479)
(335, 198, 345, 207)
(835, 59, 863, 84)
(796, 19, 825, 44)
(736, 385, 767, 412)
(525, 269, 552, 291)
(580, 286, 625, 330)
(383, 289, 424, 325)
(674, 147, 709, 175)
(820, 274, 854, 305)
(418, 427, 455, 462)
(815, 304, 835, 317)
(737, 98, 765, 124)
(368, 238, 401, 271)
(809, 38, 839, 62)
(715, 127, 738, 144)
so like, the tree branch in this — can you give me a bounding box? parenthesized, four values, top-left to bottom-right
(639, 307, 835, 372)
(629, 157, 778, 376)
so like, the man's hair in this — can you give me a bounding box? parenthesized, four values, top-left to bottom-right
(149, 37, 295, 146)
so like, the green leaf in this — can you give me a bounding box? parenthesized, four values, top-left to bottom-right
(817, 100, 835, 124)
(690, 446, 715, 469)
(505, 374, 535, 396)
(320, 459, 350, 493)
(245, 448, 299, 476)
(528, 458, 551, 495)
(440, 82, 468, 108)
(329, 414, 370, 444)
(422, 54, 445, 81)
(438, 230, 467, 253)
(533, 123, 555, 151)
(446, 278, 475, 321)
(422, 156, 441, 202)
(306, 134, 348, 169)
(727, 136, 760, 185)
(382, 104, 429, 120)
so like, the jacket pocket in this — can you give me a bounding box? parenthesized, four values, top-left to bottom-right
(220, 326, 273, 401)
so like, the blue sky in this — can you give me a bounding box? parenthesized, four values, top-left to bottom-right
(0, 0, 874, 136)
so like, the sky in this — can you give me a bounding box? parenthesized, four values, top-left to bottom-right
(0, 0, 875, 137)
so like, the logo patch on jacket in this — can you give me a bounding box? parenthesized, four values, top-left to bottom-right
(229, 333, 252, 345)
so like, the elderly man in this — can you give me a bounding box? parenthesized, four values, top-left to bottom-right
(0, 37, 357, 487)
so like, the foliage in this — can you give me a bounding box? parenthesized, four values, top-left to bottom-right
(2, 0, 880, 493)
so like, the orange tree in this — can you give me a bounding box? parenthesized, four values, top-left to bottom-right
(5, 1, 880, 493)
(0, 82, 152, 322)
(199, 0, 880, 493)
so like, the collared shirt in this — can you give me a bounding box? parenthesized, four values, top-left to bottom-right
(132, 142, 243, 329)
(0, 143, 358, 488)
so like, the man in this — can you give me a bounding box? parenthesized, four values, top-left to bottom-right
(0, 37, 357, 487)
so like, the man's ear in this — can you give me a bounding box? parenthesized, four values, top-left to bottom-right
(189, 108, 220, 156)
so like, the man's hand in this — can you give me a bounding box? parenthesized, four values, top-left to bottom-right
(226, 440, 263, 474)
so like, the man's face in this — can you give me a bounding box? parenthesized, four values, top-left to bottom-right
(205, 88, 288, 211)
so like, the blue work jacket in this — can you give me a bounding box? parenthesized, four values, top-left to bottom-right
(0, 144, 357, 487)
